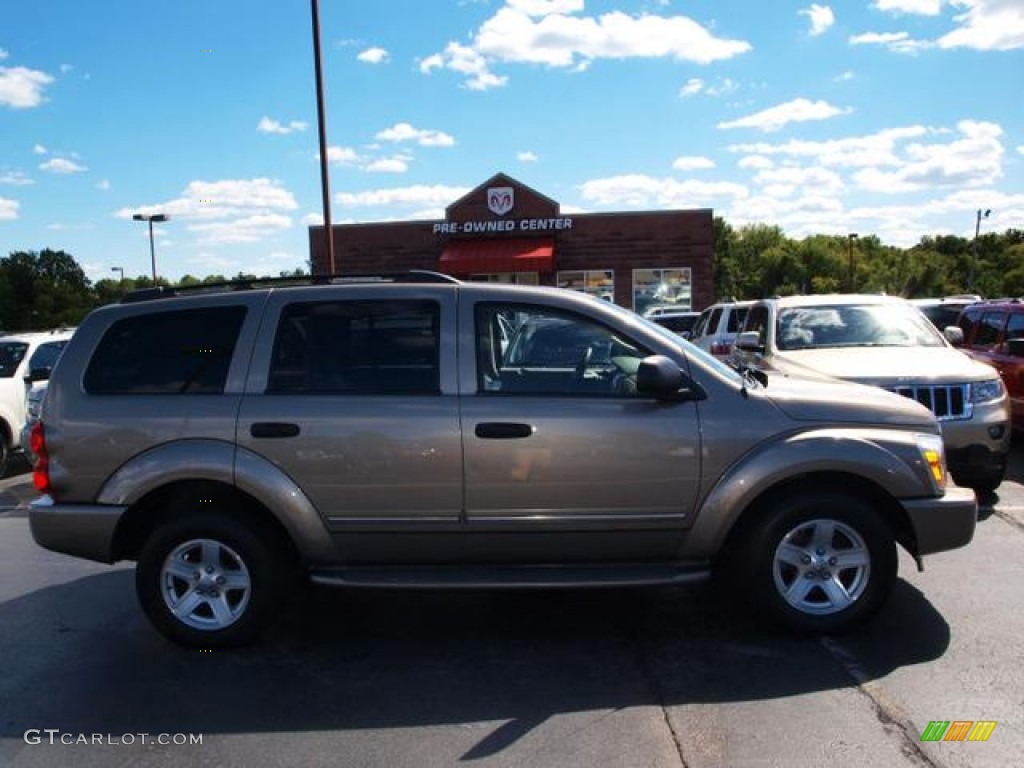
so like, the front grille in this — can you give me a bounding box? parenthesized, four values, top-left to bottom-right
(889, 383, 970, 421)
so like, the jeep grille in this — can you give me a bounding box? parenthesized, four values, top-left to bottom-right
(889, 383, 970, 421)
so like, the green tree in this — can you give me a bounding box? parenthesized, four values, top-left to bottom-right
(0, 249, 93, 329)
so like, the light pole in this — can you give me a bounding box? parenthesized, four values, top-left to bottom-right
(111, 266, 124, 282)
(969, 208, 991, 291)
(311, 0, 336, 274)
(132, 213, 169, 281)
(847, 232, 859, 292)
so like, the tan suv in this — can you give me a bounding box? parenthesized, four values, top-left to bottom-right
(29, 274, 976, 646)
(733, 294, 1010, 492)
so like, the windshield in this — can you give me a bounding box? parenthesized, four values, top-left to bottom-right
(0, 341, 29, 378)
(777, 303, 946, 351)
(603, 303, 745, 385)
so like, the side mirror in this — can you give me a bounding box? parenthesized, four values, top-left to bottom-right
(943, 326, 964, 347)
(735, 331, 763, 352)
(1006, 338, 1024, 358)
(26, 366, 52, 383)
(636, 355, 705, 401)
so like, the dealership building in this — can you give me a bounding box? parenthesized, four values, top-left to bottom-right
(309, 173, 714, 314)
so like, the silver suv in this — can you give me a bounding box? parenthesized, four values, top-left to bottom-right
(732, 294, 1010, 492)
(30, 274, 976, 646)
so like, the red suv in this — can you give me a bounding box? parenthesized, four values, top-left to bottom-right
(956, 300, 1024, 432)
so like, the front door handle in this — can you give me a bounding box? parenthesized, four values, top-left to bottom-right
(475, 422, 533, 439)
(250, 422, 301, 438)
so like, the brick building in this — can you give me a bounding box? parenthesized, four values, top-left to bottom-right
(309, 172, 714, 314)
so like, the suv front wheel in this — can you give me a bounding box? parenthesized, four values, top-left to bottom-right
(740, 491, 897, 634)
(136, 513, 291, 647)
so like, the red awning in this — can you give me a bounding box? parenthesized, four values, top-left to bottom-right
(439, 238, 555, 274)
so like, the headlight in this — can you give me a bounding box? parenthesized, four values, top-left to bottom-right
(915, 433, 947, 491)
(971, 378, 1004, 403)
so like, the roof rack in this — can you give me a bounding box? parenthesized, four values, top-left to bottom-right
(121, 270, 460, 303)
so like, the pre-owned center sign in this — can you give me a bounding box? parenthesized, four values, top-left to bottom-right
(432, 217, 573, 235)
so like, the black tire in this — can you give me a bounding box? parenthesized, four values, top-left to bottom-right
(738, 491, 897, 634)
(0, 437, 8, 479)
(136, 513, 290, 648)
(956, 471, 1003, 495)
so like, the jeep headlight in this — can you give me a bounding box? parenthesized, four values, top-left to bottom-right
(916, 433, 947, 491)
(971, 378, 1004, 404)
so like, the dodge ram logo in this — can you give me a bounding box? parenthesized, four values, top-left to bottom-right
(487, 187, 514, 216)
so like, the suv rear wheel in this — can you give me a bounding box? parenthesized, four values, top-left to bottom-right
(740, 491, 897, 633)
(136, 512, 291, 647)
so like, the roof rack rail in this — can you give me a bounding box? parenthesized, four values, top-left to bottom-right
(121, 270, 460, 303)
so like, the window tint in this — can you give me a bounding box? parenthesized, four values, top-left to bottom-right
(975, 312, 1007, 348)
(1005, 312, 1024, 341)
(268, 300, 440, 395)
(744, 305, 770, 345)
(27, 340, 69, 373)
(84, 307, 245, 394)
(476, 303, 650, 396)
(726, 306, 748, 333)
(959, 309, 981, 344)
(0, 342, 28, 379)
(708, 307, 723, 334)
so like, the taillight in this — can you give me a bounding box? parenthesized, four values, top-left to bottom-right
(710, 342, 731, 357)
(31, 422, 50, 495)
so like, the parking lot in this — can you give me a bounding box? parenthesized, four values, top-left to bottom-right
(1, 447, 1023, 768)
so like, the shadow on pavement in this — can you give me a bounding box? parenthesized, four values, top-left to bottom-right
(0, 568, 949, 759)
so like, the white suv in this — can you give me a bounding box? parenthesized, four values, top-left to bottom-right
(0, 329, 74, 475)
(690, 300, 754, 359)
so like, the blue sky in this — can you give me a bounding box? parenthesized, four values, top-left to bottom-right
(1, 0, 1022, 283)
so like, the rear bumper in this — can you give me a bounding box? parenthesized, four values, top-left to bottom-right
(901, 486, 977, 557)
(28, 496, 126, 564)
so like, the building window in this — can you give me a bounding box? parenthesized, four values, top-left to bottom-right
(467, 273, 539, 285)
(633, 268, 692, 316)
(557, 270, 614, 303)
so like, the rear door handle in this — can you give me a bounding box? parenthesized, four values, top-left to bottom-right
(250, 422, 301, 438)
(475, 422, 533, 439)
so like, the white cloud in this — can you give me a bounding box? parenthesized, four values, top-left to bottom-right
(799, 4, 835, 36)
(302, 212, 325, 227)
(727, 126, 929, 168)
(40, 157, 88, 174)
(705, 78, 739, 97)
(257, 116, 308, 134)
(1018, 145, 1024, 155)
(0, 171, 34, 185)
(851, 120, 1005, 193)
(578, 174, 749, 208)
(834, 71, 854, 82)
(326, 146, 362, 166)
(938, 0, 1024, 51)
(517, 151, 539, 163)
(753, 166, 845, 197)
(375, 122, 455, 147)
(0, 196, 18, 220)
(848, 30, 930, 52)
(365, 156, 410, 173)
(872, 0, 944, 15)
(671, 156, 715, 171)
(718, 98, 850, 132)
(0, 65, 54, 108)
(95, 179, 110, 191)
(679, 78, 704, 96)
(422, 2, 750, 90)
(60, 63, 74, 74)
(336, 184, 472, 211)
(32, 143, 46, 154)
(115, 178, 298, 245)
(0, 48, 7, 60)
(357, 47, 390, 64)
(738, 156, 774, 170)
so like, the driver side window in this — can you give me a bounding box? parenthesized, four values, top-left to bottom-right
(475, 303, 649, 396)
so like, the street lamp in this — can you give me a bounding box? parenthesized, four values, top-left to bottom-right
(111, 266, 124, 282)
(132, 213, 169, 281)
(847, 233, 859, 292)
(969, 208, 991, 291)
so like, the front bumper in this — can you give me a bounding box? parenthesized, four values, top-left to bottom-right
(29, 496, 127, 564)
(901, 485, 977, 557)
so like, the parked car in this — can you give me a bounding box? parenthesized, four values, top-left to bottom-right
(954, 299, 1024, 433)
(732, 294, 1010, 492)
(648, 311, 700, 339)
(910, 295, 982, 331)
(690, 300, 754, 359)
(19, 381, 47, 464)
(30, 274, 975, 647)
(0, 329, 74, 475)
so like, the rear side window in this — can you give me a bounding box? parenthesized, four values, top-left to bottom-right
(1006, 312, 1024, 341)
(707, 307, 723, 335)
(958, 309, 981, 344)
(28, 340, 69, 373)
(974, 311, 1007, 348)
(84, 307, 246, 394)
(727, 306, 749, 333)
(0, 342, 28, 378)
(268, 300, 440, 395)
